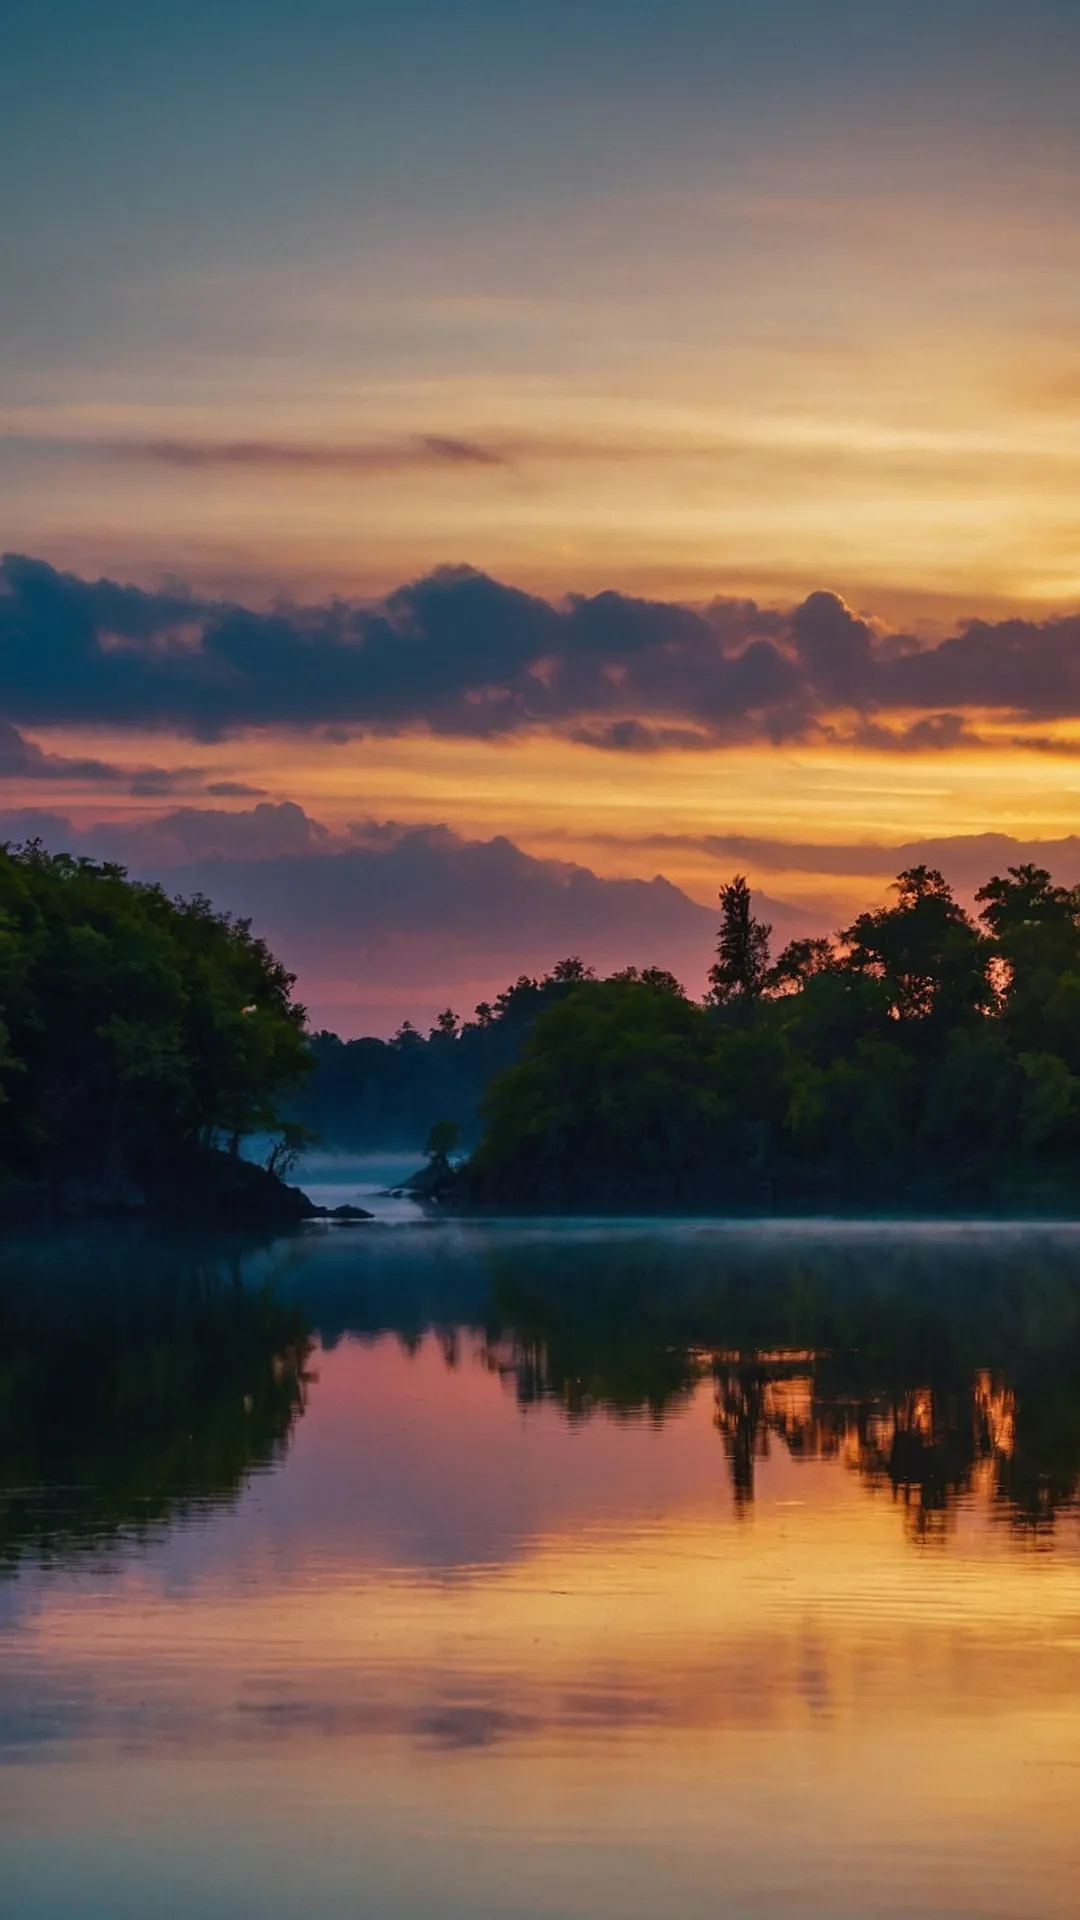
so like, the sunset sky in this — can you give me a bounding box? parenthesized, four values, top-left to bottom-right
(2, 0, 1079, 1028)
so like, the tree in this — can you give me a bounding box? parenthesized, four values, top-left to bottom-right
(977, 864, 1076, 949)
(709, 876, 772, 1005)
(548, 956, 595, 984)
(297, 855, 1080, 1206)
(768, 937, 836, 995)
(976, 865, 1080, 1048)
(0, 842, 311, 1186)
(472, 978, 724, 1200)
(425, 1118, 462, 1167)
(610, 965, 687, 997)
(841, 866, 990, 1025)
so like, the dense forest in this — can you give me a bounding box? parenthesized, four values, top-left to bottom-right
(466, 864, 1080, 1205)
(298, 956, 621, 1151)
(0, 842, 312, 1211)
(297, 860, 1080, 1205)
(8, 833, 1080, 1212)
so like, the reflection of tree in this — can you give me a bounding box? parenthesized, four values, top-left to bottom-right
(713, 1364, 769, 1508)
(473, 1237, 1080, 1539)
(0, 1227, 312, 1569)
(490, 1327, 699, 1425)
(710, 1362, 1023, 1537)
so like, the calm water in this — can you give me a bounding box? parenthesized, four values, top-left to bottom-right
(3, 1187, 1080, 1917)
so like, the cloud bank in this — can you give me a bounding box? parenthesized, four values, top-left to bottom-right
(2, 554, 1079, 747)
(0, 802, 813, 1034)
(8, 799, 1080, 1033)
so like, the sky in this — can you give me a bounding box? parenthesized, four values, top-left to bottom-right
(1, 1, 1079, 1029)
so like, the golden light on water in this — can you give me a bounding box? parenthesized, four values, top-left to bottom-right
(8, 1335, 1080, 1917)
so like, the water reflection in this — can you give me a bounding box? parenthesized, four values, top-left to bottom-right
(3, 1220, 1080, 1919)
(0, 1228, 312, 1568)
(474, 1230, 1080, 1538)
(4, 1221, 1080, 1567)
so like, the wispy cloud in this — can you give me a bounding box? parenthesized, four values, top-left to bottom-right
(591, 829, 1080, 891)
(94, 434, 509, 473)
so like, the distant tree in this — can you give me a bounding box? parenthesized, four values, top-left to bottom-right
(548, 956, 595, 984)
(708, 876, 772, 1005)
(494, 975, 540, 1018)
(610, 965, 687, 997)
(265, 1120, 315, 1181)
(472, 978, 719, 1199)
(976, 864, 1076, 945)
(431, 1008, 460, 1040)
(390, 1020, 422, 1049)
(297, 855, 1080, 1205)
(425, 1117, 462, 1167)
(976, 865, 1080, 1037)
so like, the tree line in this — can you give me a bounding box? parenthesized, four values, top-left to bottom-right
(297, 957, 615, 1152)
(465, 862, 1080, 1203)
(8, 831, 1080, 1211)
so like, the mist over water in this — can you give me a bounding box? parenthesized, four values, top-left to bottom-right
(3, 1210, 1080, 1918)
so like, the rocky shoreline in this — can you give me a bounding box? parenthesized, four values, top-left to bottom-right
(1, 1149, 374, 1225)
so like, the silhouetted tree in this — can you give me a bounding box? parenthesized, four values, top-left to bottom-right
(841, 865, 990, 1025)
(708, 875, 772, 1005)
(549, 955, 595, 983)
(768, 936, 836, 994)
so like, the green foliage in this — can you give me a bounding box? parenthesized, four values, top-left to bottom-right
(473, 977, 726, 1199)
(293, 958, 636, 1151)
(467, 862, 1080, 1205)
(0, 841, 311, 1186)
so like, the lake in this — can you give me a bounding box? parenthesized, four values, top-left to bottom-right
(3, 1180, 1080, 1918)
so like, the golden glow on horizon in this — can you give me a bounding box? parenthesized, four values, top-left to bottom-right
(19, 721, 1080, 921)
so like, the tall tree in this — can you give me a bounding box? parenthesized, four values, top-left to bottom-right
(709, 876, 772, 1005)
